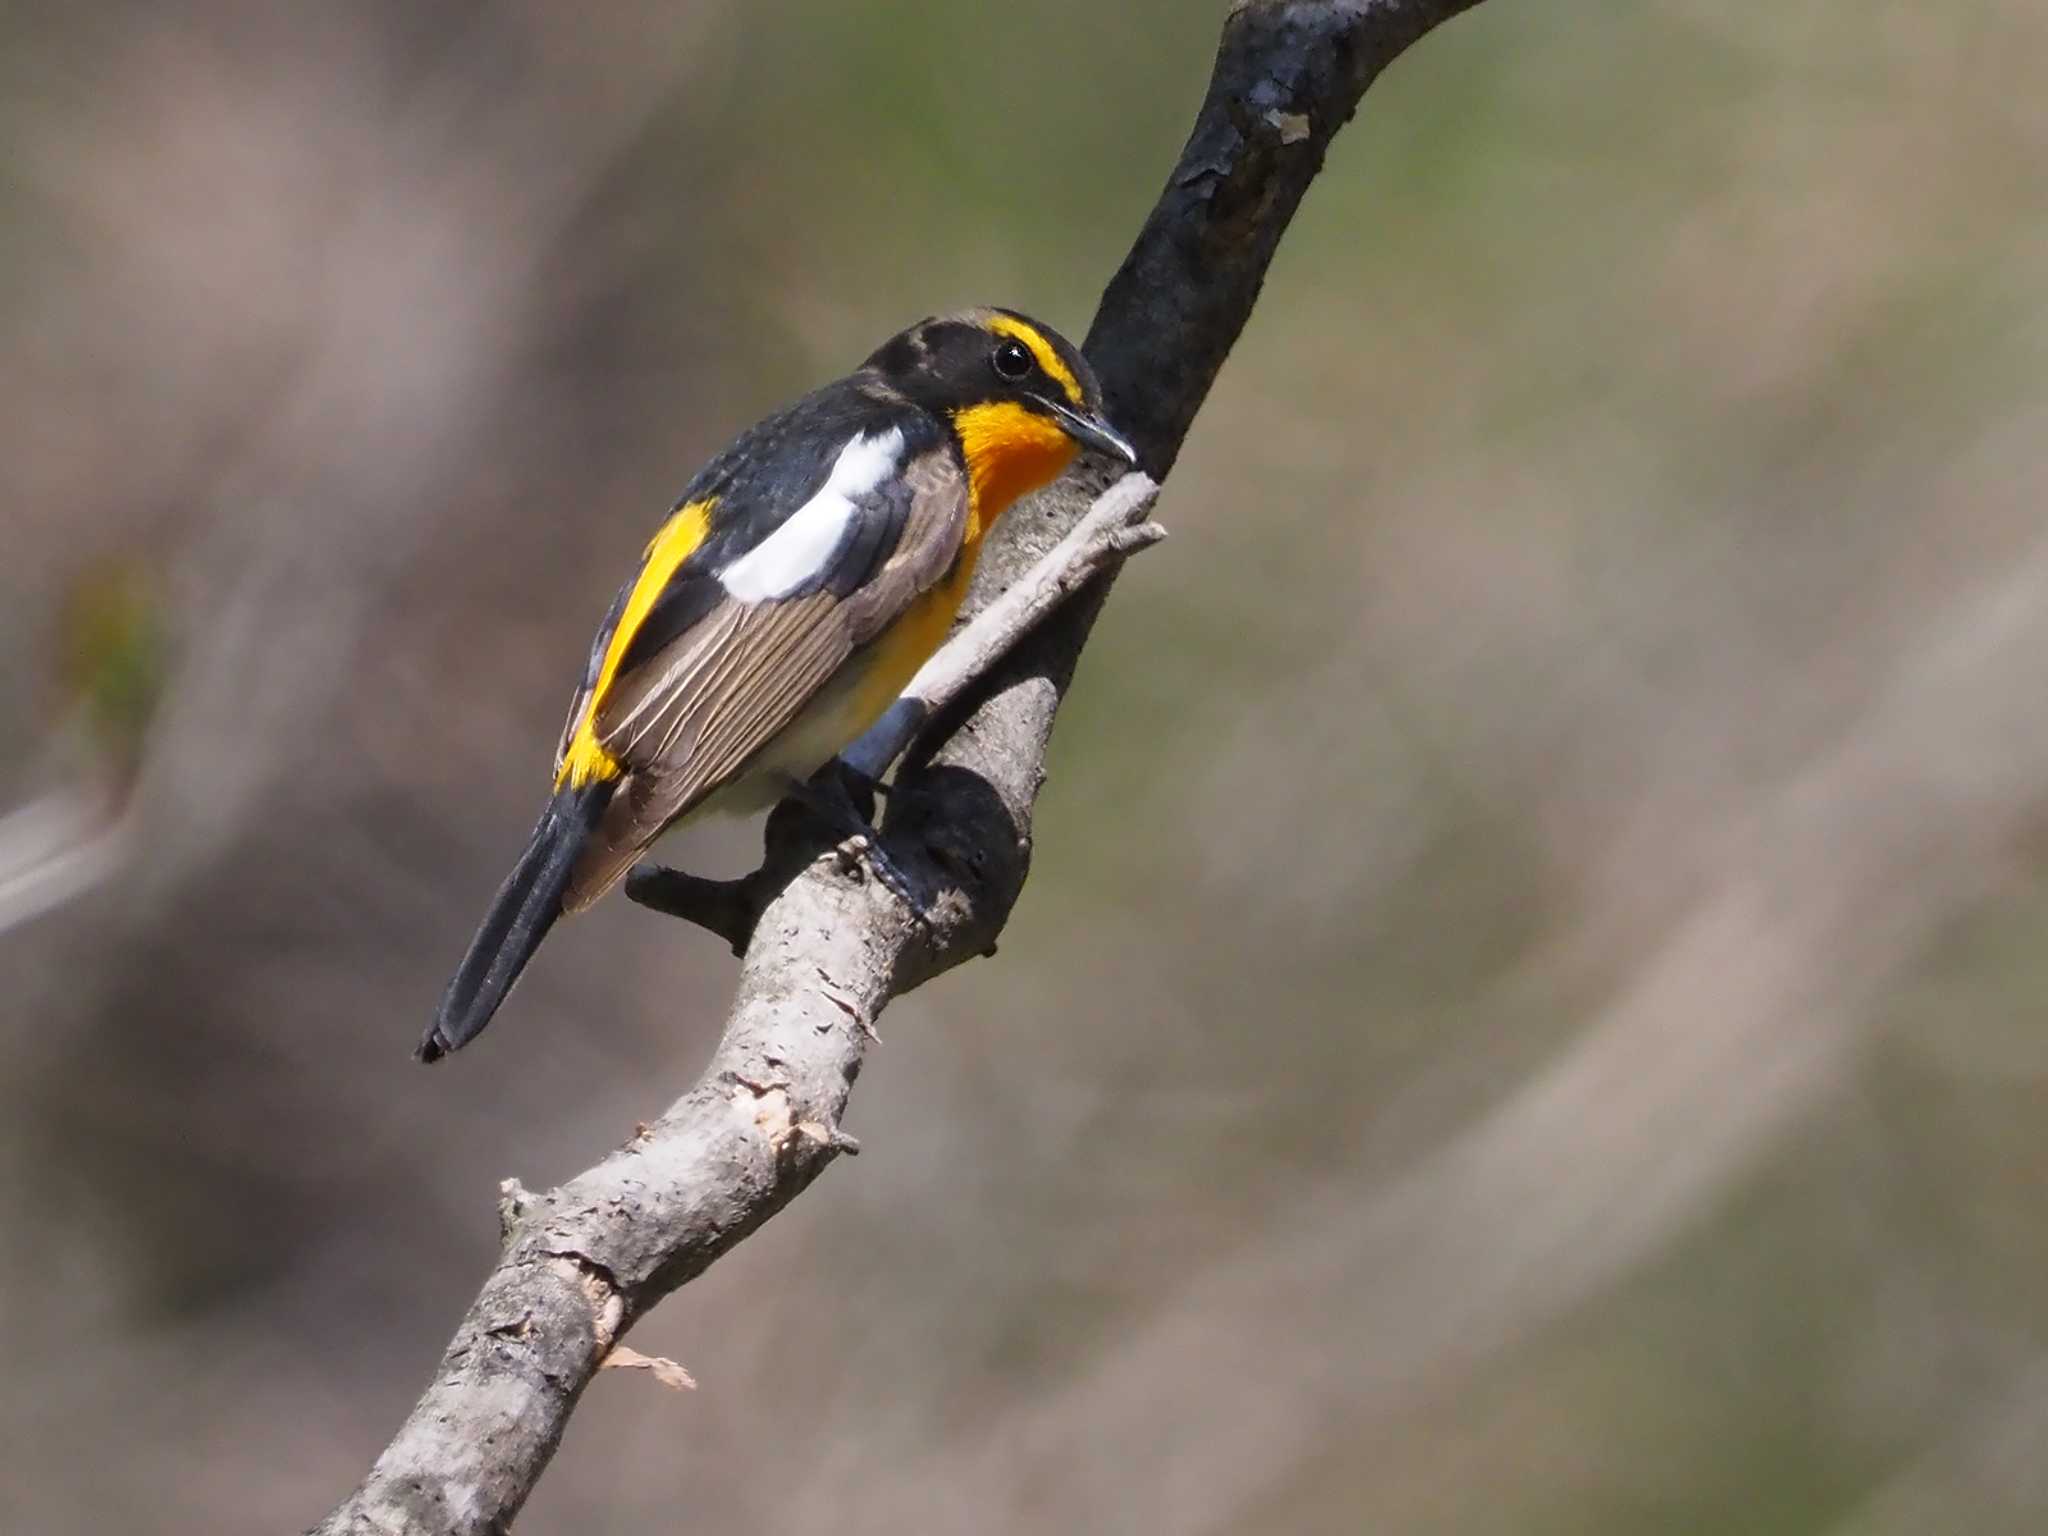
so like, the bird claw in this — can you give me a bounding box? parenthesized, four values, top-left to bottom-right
(837, 831, 935, 932)
(781, 770, 933, 930)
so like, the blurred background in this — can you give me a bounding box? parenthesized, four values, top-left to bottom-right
(3, 1, 2046, 1530)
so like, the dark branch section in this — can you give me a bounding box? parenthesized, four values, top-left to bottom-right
(620, 863, 761, 954)
(1094, 0, 1485, 481)
(310, 5, 1488, 1531)
(899, 0, 1486, 954)
(620, 793, 837, 956)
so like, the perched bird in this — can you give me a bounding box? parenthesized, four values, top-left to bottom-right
(421, 309, 1135, 1061)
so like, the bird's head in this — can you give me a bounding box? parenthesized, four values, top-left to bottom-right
(866, 308, 1137, 523)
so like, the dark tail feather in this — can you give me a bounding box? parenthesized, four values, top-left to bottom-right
(419, 781, 615, 1063)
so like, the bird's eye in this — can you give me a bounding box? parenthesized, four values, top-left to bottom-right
(991, 339, 1034, 382)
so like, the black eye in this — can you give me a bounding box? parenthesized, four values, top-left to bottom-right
(991, 339, 1034, 382)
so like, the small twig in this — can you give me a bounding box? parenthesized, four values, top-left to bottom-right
(496, 1178, 535, 1243)
(622, 865, 767, 955)
(840, 473, 1163, 783)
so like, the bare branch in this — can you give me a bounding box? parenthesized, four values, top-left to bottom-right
(0, 787, 130, 937)
(310, 3, 1489, 1531)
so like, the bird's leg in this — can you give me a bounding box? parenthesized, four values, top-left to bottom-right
(833, 760, 887, 818)
(779, 765, 932, 927)
(837, 697, 929, 788)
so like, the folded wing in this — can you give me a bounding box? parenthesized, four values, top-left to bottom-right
(560, 437, 968, 909)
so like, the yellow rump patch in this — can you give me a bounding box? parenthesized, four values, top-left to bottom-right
(987, 314, 1084, 408)
(556, 498, 714, 789)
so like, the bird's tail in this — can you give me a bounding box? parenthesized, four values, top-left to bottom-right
(419, 780, 616, 1063)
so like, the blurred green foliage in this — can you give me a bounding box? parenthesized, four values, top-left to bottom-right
(55, 561, 167, 780)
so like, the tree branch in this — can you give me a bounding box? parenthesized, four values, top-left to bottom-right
(311, 3, 1488, 1531)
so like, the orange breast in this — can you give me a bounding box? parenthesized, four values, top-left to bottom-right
(951, 401, 1080, 542)
(831, 404, 1077, 744)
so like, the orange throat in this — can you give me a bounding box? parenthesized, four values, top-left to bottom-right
(951, 401, 1080, 541)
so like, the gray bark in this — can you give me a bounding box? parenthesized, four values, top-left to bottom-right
(309, 3, 1490, 1531)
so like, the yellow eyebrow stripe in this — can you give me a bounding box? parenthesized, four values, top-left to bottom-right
(556, 497, 714, 789)
(988, 313, 1084, 408)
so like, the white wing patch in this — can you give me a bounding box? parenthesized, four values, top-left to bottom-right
(718, 427, 905, 603)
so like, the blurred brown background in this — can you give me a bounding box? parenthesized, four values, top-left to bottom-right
(4, 1, 2047, 1530)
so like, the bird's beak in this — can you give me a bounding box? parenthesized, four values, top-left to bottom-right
(1040, 395, 1140, 467)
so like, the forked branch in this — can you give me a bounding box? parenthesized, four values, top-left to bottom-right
(312, 4, 1489, 1531)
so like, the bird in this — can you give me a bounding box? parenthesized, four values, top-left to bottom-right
(420, 308, 1136, 1061)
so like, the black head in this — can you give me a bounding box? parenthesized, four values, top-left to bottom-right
(863, 308, 1137, 466)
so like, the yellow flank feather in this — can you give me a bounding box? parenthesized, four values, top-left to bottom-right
(556, 498, 714, 789)
(986, 314, 1084, 408)
(951, 401, 1079, 541)
(846, 556, 980, 728)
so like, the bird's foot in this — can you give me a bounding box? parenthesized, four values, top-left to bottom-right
(781, 767, 931, 929)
